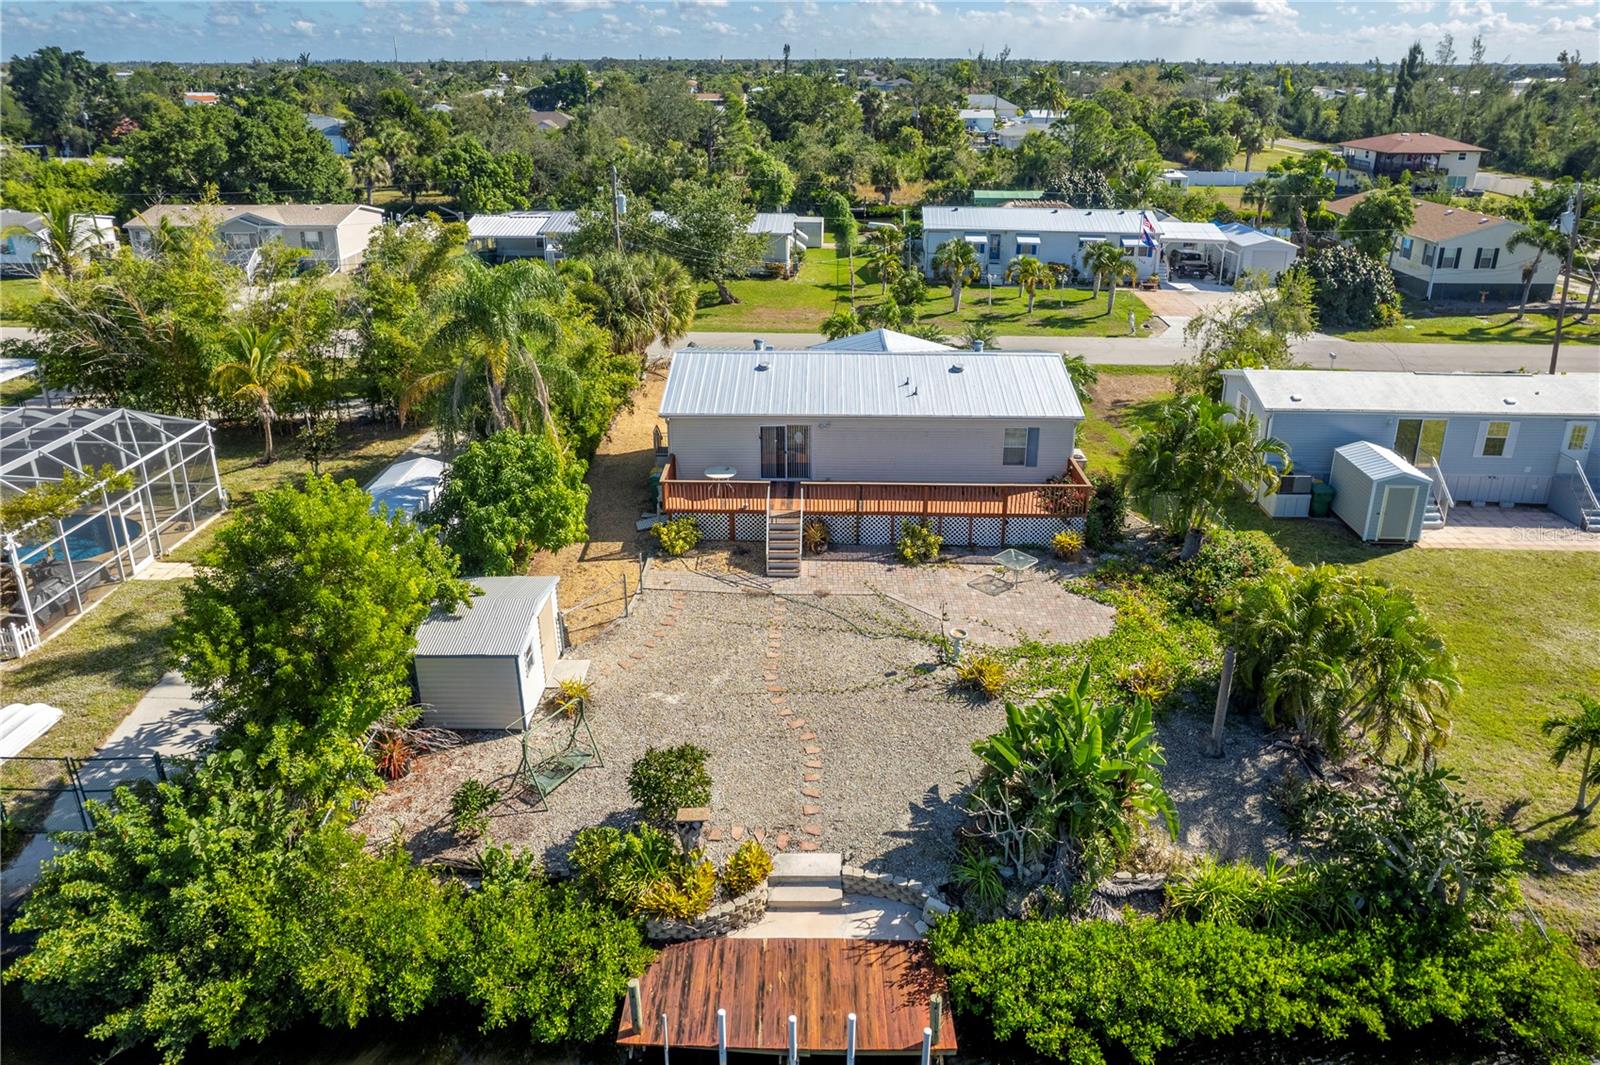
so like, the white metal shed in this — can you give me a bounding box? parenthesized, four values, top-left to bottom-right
(366, 455, 446, 521)
(1330, 441, 1433, 543)
(413, 576, 562, 730)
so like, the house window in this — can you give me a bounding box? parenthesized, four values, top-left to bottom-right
(1477, 420, 1515, 458)
(1440, 247, 1462, 269)
(1458, 152, 1467, 160)
(1568, 424, 1591, 451)
(1002, 427, 1039, 467)
(301, 229, 324, 251)
(1474, 247, 1499, 269)
(1393, 419, 1447, 465)
(1400, 237, 1415, 259)
(0, 237, 14, 256)
(1422, 244, 1435, 266)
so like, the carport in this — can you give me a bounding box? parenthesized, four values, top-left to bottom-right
(1158, 220, 1229, 282)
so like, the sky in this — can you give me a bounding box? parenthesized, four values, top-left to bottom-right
(2, 0, 1592, 66)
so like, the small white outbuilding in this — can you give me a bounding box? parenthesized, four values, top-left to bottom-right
(1329, 441, 1433, 543)
(366, 455, 446, 521)
(413, 576, 562, 730)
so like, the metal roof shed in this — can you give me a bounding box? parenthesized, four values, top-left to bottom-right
(413, 576, 562, 730)
(366, 456, 446, 521)
(1330, 442, 1433, 543)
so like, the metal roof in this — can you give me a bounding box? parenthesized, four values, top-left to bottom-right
(923, 206, 1158, 235)
(468, 212, 554, 239)
(127, 203, 378, 229)
(1217, 221, 1296, 249)
(1333, 441, 1431, 484)
(366, 456, 446, 519)
(414, 576, 559, 658)
(807, 329, 953, 352)
(0, 703, 63, 758)
(1159, 221, 1228, 242)
(661, 349, 1083, 420)
(1229, 370, 1600, 418)
(748, 212, 798, 235)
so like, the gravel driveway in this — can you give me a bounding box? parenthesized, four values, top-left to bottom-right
(358, 584, 1287, 886)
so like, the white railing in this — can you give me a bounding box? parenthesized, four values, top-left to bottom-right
(1563, 454, 1599, 519)
(1422, 453, 1453, 523)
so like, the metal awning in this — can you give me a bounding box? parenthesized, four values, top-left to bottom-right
(963, 233, 987, 244)
(1079, 236, 1107, 244)
(1016, 235, 1041, 245)
(0, 703, 64, 758)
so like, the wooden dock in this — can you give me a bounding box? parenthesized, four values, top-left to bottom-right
(616, 938, 958, 1056)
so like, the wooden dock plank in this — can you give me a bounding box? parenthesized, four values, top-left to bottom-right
(617, 938, 958, 1054)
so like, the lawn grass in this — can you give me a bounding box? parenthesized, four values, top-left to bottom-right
(0, 419, 428, 853)
(1077, 365, 1173, 477)
(0, 277, 44, 325)
(1336, 307, 1599, 345)
(692, 245, 1156, 337)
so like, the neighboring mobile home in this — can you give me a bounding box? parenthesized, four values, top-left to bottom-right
(1325, 193, 1557, 303)
(467, 210, 808, 273)
(1220, 369, 1600, 537)
(657, 334, 1094, 570)
(0, 210, 119, 275)
(125, 203, 386, 273)
(920, 206, 1165, 283)
(413, 576, 563, 730)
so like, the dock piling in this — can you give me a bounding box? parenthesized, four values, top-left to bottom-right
(717, 1008, 727, 1065)
(661, 1012, 670, 1065)
(788, 1015, 798, 1065)
(930, 993, 943, 1044)
(846, 1012, 857, 1065)
(920, 1027, 932, 1065)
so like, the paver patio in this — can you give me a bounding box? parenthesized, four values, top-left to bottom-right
(1418, 507, 1600, 551)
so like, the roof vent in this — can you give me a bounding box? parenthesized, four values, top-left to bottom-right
(1289, 394, 1304, 402)
(754, 360, 769, 372)
(1503, 397, 1517, 405)
(972, 340, 985, 352)
(949, 363, 964, 373)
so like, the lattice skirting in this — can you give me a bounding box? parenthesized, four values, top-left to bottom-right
(668, 511, 769, 542)
(803, 513, 1086, 548)
(735, 512, 765, 541)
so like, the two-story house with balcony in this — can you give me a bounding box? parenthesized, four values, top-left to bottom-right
(1337, 132, 1486, 192)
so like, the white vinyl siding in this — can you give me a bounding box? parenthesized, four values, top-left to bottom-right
(666, 416, 1077, 484)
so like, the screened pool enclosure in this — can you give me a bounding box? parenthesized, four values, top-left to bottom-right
(0, 407, 225, 659)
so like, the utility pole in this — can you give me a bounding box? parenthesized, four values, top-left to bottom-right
(610, 164, 623, 254)
(1550, 183, 1582, 375)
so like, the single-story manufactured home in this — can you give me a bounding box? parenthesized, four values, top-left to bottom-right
(1, 210, 119, 276)
(413, 576, 564, 730)
(1325, 193, 1556, 303)
(920, 206, 1165, 283)
(658, 332, 1094, 571)
(1220, 369, 1600, 538)
(468, 210, 810, 274)
(125, 203, 386, 274)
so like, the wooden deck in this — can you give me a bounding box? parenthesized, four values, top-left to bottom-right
(616, 938, 958, 1056)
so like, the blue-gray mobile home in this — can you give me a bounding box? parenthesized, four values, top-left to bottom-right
(1219, 370, 1600, 537)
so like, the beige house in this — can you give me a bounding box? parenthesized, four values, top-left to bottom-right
(1326, 193, 1556, 303)
(124, 203, 386, 274)
(1338, 132, 1485, 192)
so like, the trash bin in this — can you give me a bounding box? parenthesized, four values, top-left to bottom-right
(648, 464, 665, 511)
(1310, 482, 1335, 518)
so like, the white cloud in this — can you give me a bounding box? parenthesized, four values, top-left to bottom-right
(291, 18, 317, 34)
(1396, 0, 1435, 11)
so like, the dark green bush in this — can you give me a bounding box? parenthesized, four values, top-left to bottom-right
(896, 519, 942, 563)
(1294, 245, 1401, 329)
(929, 914, 1600, 1065)
(1084, 473, 1126, 551)
(626, 744, 711, 822)
(1175, 528, 1287, 619)
(450, 779, 499, 840)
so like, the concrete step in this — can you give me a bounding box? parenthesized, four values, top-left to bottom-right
(771, 852, 843, 884)
(766, 884, 844, 911)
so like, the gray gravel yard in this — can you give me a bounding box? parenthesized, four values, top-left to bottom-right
(357, 580, 1288, 886)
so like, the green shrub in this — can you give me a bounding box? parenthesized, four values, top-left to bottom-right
(929, 915, 1600, 1065)
(956, 654, 1007, 699)
(1084, 473, 1126, 551)
(802, 518, 829, 553)
(721, 838, 773, 896)
(1165, 856, 1312, 931)
(951, 847, 1006, 915)
(570, 824, 715, 920)
(896, 519, 942, 563)
(627, 744, 712, 822)
(1051, 529, 1085, 560)
(651, 516, 701, 557)
(637, 856, 717, 920)
(1176, 528, 1286, 619)
(450, 779, 498, 840)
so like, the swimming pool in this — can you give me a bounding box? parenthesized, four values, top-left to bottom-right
(16, 513, 144, 565)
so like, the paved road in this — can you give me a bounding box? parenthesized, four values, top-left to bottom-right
(674, 330, 1599, 374)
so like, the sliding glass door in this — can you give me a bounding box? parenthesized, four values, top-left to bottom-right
(1393, 419, 1447, 466)
(759, 425, 811, 480)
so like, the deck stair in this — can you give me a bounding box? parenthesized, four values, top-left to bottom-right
(767, 851, 844, 911)
(1422, 500, 1446, 530)
(1422, 457, 1451, 531)
(766, 497, 803, 578)
(1582, 504, 1600, 533)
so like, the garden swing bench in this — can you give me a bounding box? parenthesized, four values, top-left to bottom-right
(517, 697, 603, 811)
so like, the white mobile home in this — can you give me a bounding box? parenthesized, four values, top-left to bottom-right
(125, 203, 385, 273)
(413, 576, 563, 730)
(920, 206, 1164, 283)
(1221, 369, 1600, 534)
(1, 210, 119, 276)
(468, 210, 807, 273)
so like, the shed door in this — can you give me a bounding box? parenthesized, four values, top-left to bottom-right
(1377, 485, 1418, 541)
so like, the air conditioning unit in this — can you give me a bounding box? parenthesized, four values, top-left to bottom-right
(1279, 474, 1312, 495)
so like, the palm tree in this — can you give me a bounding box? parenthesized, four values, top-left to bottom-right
(821, 308, 863, 340)
(1242, 178, 1273, 228)
(2, 198, 101, 280)
(210, 325, 311, 464)
(1062, 353, 1098, 401)
(564, 251, 695, 365)
(1122, 394, 1288, 559)
(932, 238, 981, 314)
(1541, 693, 1600, 816)
(1347, 581, 1460, 765)
(1005, 255, 1051, 314)
(863, 227, 904, 295)
(1506, 222, 1568, 321)
(350, 145, 392, 206)
(1082, 241, 1134, 314)
(1116, 161, 1164, 209)
(403, 257, 568, 442)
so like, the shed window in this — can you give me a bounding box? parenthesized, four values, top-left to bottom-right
(1474, 247, 1499, 269)
(1003, 427, 1039, 467)
(521, 638, 539, 677)
(1458, 152, 1467, 160)
(1477, 420, 1515, 458)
